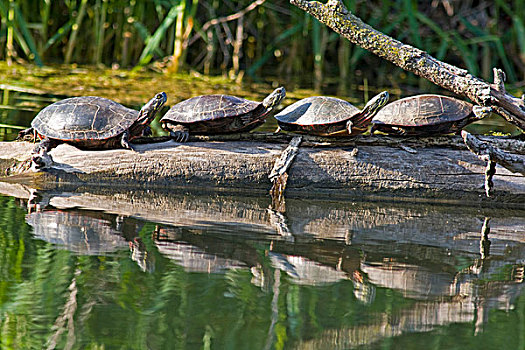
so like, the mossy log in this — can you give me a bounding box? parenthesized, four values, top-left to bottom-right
(1, 134, 525, 206)
(290, 0, 525, 131)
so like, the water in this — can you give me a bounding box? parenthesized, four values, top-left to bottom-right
(0, 184, 524, 349)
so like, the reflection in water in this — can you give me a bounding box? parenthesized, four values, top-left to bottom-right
(0, 187, 524, 349)
(153, 226, 247, 273)
(268, 252, 348, 285)
(25, 210, 128, 255)
(480, 217, 491, 260)
(129, 237, 155, 273)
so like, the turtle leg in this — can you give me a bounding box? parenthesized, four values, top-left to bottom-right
(32, 137, 57, 155)
(31, 137, 58, 170)
(346, 120, 353, 135)
(240, 113, 259, 126)
(166, 123, 190, 143)
(121, 130, 136, 151)
(141, 126, 153, 137)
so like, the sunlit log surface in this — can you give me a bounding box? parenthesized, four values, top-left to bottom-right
(2, 138, 525, 205)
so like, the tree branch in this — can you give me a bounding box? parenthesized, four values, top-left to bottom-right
(289, 0, 525, 131)
(461, 131, 525, 176)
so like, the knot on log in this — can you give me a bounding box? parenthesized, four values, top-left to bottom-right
(493, 68, 506, 90)
(327, 0, 349, 14)
(269, 136, 302, 211)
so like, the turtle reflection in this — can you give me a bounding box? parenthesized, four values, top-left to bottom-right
(26, 209, 128, 255)
(24, 197, 147, 256)
(152, 226, 249, 273)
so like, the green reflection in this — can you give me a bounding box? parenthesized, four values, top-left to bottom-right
(0, 194, 524, 349)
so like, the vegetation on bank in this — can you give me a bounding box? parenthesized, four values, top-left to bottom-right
(1, 0, 524, 91)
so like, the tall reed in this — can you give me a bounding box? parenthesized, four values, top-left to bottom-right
(1, 0, 523, 89)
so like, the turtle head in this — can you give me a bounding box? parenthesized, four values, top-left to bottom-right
(262, 87, 286, 110)
(361, 91, 389, 117)
(138, 92, 167, 125)
(472, 105, 492, 120)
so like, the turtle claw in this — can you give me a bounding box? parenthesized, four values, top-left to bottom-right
(30, 151, 54, 172)
(170, 130, 190, 143)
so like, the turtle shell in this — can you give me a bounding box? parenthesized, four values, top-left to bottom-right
(274, 96, 361, 126)
(32, 96, 139, 141)
(161, 95, 261, 123)
(372, 94, 473, 127)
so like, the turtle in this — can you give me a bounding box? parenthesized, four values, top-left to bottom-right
(370, 94, 492, 136)
(18, 92, 167, 167)
(273, 91, 389, 136)
(160, 87, 286, 142)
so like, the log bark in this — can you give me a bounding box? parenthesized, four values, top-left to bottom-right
(1, 136, 525, 206)
(289, 0, 525, 131)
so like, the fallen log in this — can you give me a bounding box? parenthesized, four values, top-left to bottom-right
(462, 130, 525, 197)
(1, 134, 524, 206)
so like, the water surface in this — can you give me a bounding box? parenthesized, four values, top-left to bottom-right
(0, 185, 524, 349)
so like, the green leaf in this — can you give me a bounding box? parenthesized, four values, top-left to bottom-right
(43, 19, 74, 52)
(13, 3, 43, 66)
(132, 21, 165, 58)
(137, 4, 182, 66)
